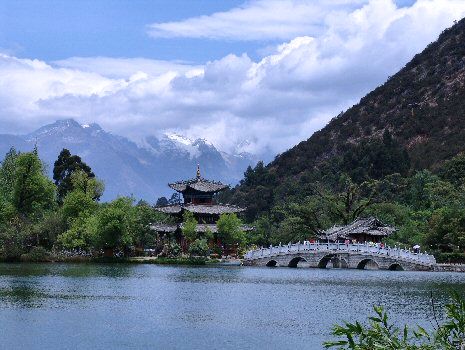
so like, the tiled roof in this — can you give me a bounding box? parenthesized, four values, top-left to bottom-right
(151, 223, 253, 233)
(154, 205, 182, 214)
(169, 177, 228, 193)
(154, 204, 245, 215)
(184, 204, 244, 215)
(320, 217, 396, 241)
(149, 223, 178, 233)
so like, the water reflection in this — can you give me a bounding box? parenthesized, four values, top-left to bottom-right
(0, 282, 45, 308)
(1, 263, 465, 349)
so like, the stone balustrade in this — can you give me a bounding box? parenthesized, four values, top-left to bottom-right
(244, 242, 436, 270)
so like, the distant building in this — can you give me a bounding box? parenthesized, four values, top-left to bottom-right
(318, 217, 395, 243)
(151, 165, 251, 254)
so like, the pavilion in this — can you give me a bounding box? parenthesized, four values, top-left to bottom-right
(318, 217, 395, 243)
(151, 165, 251, 254)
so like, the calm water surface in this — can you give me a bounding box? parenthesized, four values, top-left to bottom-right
(1, 263, 465, 349)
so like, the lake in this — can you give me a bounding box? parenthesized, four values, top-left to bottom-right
(1, 263, 465, 349)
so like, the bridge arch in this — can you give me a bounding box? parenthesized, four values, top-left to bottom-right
(356, 258, 379, 270)
(318, 255, 348, 269)
(288, 256, 307, 268)
(388, 263, 404, 271)
(266, 260, 278, 267)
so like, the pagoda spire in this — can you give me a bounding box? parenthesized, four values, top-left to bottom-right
(196, 164, 201, 179)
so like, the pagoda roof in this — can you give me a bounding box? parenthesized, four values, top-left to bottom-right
(169, 177, 228, 193)
(154, 204, 244, 215)
(319, 217, 396, 241)
(150, 223, 178, 233)
(150, 223, 254, 233)
(168, 165, 229, 193)
(155, 205, 182, 214)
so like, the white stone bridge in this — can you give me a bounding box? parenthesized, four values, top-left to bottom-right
(243, 243, 436, 271)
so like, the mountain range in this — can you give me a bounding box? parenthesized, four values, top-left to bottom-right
(0, 119, 257, 201)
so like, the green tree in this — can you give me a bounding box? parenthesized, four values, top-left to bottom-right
(217, 213, 245, 246)
(0, 147, 19, 201)
(53, 149, 95, 202)
(69, 169, 104, 200)
(188, 238, 209, 257)
(182, 211, 198, 242)
(440, 153, 465, 187)
(13, 152, 55, 218)
(156, 196, 168, 206)
(249, 214, 275, 246)
(133, 201, 169, 248)
(426, 207, 465, 252)
(58, 214, 96, 251)
(406, 170, 439, 211)
(316, 176, 378, 225)
(90, 197, 135, 254)
(62, 190, 98, 224)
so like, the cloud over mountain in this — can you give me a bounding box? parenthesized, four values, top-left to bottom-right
(1, 0, 464, 158)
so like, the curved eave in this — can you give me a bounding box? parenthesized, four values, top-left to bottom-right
(168, 178, 229, 193)
(154, 205, 182, 214)
(183, 204, 245, 215)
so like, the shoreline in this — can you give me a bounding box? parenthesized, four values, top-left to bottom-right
(2, 256, 465, 272)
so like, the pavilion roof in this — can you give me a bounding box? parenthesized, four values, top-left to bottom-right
(150, 223, 178, 233)
(150, 223, 254, 233)
(169, 177, 228, 193)
(154, 204, 244, 215)
(320, 217, 396, 241)
(168, 165, 229, 193)
(154, 205, 182, 214)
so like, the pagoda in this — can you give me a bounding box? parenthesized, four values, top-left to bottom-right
(152, 165, 249, 252)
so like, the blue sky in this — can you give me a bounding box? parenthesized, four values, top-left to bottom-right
(0, 0, 462, 157)
(1, 0, 415, 62)
(0, 0, 278, 62)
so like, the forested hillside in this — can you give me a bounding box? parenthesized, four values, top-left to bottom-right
(225, 17, 465, 217)
(221, 18, 465, 260)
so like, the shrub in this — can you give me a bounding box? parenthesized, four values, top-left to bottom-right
(324, 291, 465, 349)
(188, 238, 210, 257)
(20, 246, 50, 262)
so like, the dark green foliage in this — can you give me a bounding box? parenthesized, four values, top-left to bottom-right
(324, 292, 465, 349)
(181, 211, 197, 242)
(0, 147, 19, 202)
(13, 152, 55, 218)
(341, 130, 410, 183)
(132, 201, 168, 248)
(20, 246, 50, 262)
(188, 238, 210, 257)
(426, 207, 465, 252)
(156, 196, 168, 206)
(53, 148, 95, 202)
(168, 193, 182, 205)
(439, 153, 465, 187)
(227, 17, 465, 225)
(0, 148, 179, 260)
(89, 197, 135, 252)
(217, 213, 245, 246)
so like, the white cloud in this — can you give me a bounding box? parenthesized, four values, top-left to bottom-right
(53, 56, 201, 79)
(1, 0, 465, 158)
(148, 0, 368, 41)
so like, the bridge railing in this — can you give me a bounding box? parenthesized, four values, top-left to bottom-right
(244, 242, 436, 265)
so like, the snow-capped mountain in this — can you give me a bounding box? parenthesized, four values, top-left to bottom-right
(0, 119, 257, 201)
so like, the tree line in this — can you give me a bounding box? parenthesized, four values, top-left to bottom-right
(0, 147, 170, 261)
(0, 147, 248, 262)
(224, 146, 465, 262)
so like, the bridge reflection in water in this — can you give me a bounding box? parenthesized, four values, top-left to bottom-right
(243, 243, 436, 271)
